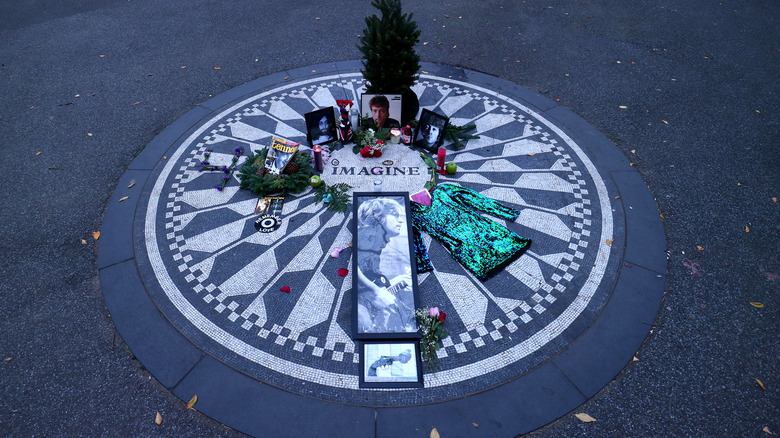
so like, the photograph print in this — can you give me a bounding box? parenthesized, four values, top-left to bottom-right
(305, 107, 337, 146)
(352, 193, 420, 339)
(360, 94, 402, 130)
(359, 340, 423, 388)
(414, 109, 449, 152)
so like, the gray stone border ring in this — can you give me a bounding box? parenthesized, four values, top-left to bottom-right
(98, 61, 665, 437)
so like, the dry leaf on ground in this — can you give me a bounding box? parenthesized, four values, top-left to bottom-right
(93, 231, 101, 240)
(118, 196, 129, 202)
(755, 378, 766, 390)
(750, 302, 764, 308)
(186, 395, 198, 410)
(772, 197, 777, 203)
(4, 357, 12, 362)
(36, 151, 42, 156)
(696, 245, 704, 251)
(128, 180, 135, 188)
(763, 426, 773, 435)
(606, 238, 614, 246)
(430, 427, 440, 438)
(472, 422, 479, 428)
(81, 239, 87, 245)
(575, 413, 597, 423)
(155, 412, 163, 425)
(745, 226, 750, 232)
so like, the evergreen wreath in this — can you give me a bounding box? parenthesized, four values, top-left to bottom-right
(237, 147, 315, 196)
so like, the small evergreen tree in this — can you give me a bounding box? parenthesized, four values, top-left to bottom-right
(358, 0, 421, 94)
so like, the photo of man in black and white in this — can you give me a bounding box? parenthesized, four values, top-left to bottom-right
(354, 197, 416, 334)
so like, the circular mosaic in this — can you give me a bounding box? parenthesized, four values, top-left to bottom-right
(136, 73, 620, 405)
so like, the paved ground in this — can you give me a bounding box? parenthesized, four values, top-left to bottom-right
(1, 1, 778, 437)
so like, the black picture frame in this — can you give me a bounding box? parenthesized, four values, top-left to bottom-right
(413, 109, 449, 152)
(351, 192, 421, 340)
(360, 94, 403, 130)
(358, 340, 423, 388)
(305, 107, 338, 146)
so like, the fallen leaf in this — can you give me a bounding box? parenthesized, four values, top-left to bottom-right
(614, 196, 621, 199)
(36, 151, 42, 156)
(763, 426, 773, 435)
(93, 231, 101, 240)
(430, 428, 440, 438)
(772, 197, 777, 203)
(632, 356, 639, 362)
(186, 395, 198, 410)
(696, 245, 704, 251)
(155, 412, 163, 425)
(5, 357, 12, 362)
(81, 239, 87, 245)
(631, 149, 636, 154)
(280, 286, 291, 293)
(745, 226, 750, 233)
(128, 180, 135, 188)
(472, 422, 479, 428)
(619, 105, 628, 109)
(118, 196, 129, 202)
(214, 66, 221, 70)
(100, 54, 105, 58)
(133, 102, 140, 105)
(662, 120, 669, 125)
(616, 60, 621, 64)
(75, 94, 80, 98)
(163, 156, 167, 159)
(660, 213, 665, 219)
(347, 242, 353, 247)
(180, 66, 186, 69)
(87, 133, 93, 137)
(337, 268, 349, 277)
(750, 302, 764, 308)
(315, 17, 320, 20)
(606, 238, 614, 246)
(629, 162, 635, 166)
(755, 378, 765, 390)
(423, 42, 428, 45)
(575, 413, 597, 423)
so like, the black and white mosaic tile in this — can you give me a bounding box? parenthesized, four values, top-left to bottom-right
(134, 72, 623, 405)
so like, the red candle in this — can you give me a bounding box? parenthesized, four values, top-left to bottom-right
(436, 148, 446, 175)
(313, 146, 323, 173)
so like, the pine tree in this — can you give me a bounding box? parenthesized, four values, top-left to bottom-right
(358, 0, 421, 94)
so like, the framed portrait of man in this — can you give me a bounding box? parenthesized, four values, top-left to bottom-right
(305, 107, 337, 146)
(360, 94, 402, 130)
(351, 192, 421, 339)
(358, 340, 423, 388)
(414, 109, 449, 152)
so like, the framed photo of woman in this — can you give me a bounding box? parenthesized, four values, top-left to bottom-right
(358, 340, 423, 388)
(305, 107, 337, 146)
(413, 109, 449, 153)
(351, 192, 421, 339)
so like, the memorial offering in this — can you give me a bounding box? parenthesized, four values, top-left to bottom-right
(358, 340, 422, 388)
(237, 138, 315, 196)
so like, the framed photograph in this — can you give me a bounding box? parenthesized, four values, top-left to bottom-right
(359, 340, 423, 388)
(305, 107, 337, 146)
(360, 94, 402, 130)
(352, 192, 420, 339)
(414, 109, 449, 152)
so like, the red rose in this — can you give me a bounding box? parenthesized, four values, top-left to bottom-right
(360, 147, 370, 158)
(438, 311, 446, 323)
(375, 150, 382, 157)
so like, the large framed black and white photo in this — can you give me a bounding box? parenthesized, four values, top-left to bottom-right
(305, 107, 337, 146)
(360, 94, 402, 130)
(359, 340, 423, 388)
(413, 109, 448, 152)
(351, 192, 420, 339)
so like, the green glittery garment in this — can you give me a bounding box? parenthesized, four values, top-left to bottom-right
(410, 183, 531, 279)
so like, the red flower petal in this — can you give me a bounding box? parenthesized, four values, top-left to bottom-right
(280, 286, 291, 293)
(438, 311, 446, 323)
(337, 268, 349, 277)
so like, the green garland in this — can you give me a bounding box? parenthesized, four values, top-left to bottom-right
(237, 148, 315, 196)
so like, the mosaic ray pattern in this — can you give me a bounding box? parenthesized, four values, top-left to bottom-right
(137, 73, 617, 405)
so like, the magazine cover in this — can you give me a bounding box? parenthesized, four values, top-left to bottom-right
(264, 138, 300, 174)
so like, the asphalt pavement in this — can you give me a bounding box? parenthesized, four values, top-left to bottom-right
(1, 1, 778, 437)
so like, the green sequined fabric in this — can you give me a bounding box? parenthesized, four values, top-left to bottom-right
(410, 183, 531, 279)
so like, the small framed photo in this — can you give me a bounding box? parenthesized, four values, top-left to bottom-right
(305, 107, 338, 146)
(360, 94, 402, 130)
(414, 109, 449, 152)
(352, 192, 421, 339)
(359, 340, 423, 388)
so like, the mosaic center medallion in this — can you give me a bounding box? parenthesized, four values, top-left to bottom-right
(136, 73, 618, 405)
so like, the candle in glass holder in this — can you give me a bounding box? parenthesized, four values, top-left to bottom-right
(390, 127, 401, 144)
(436, 148, 447, 175)
(313, 146, 323, 173)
